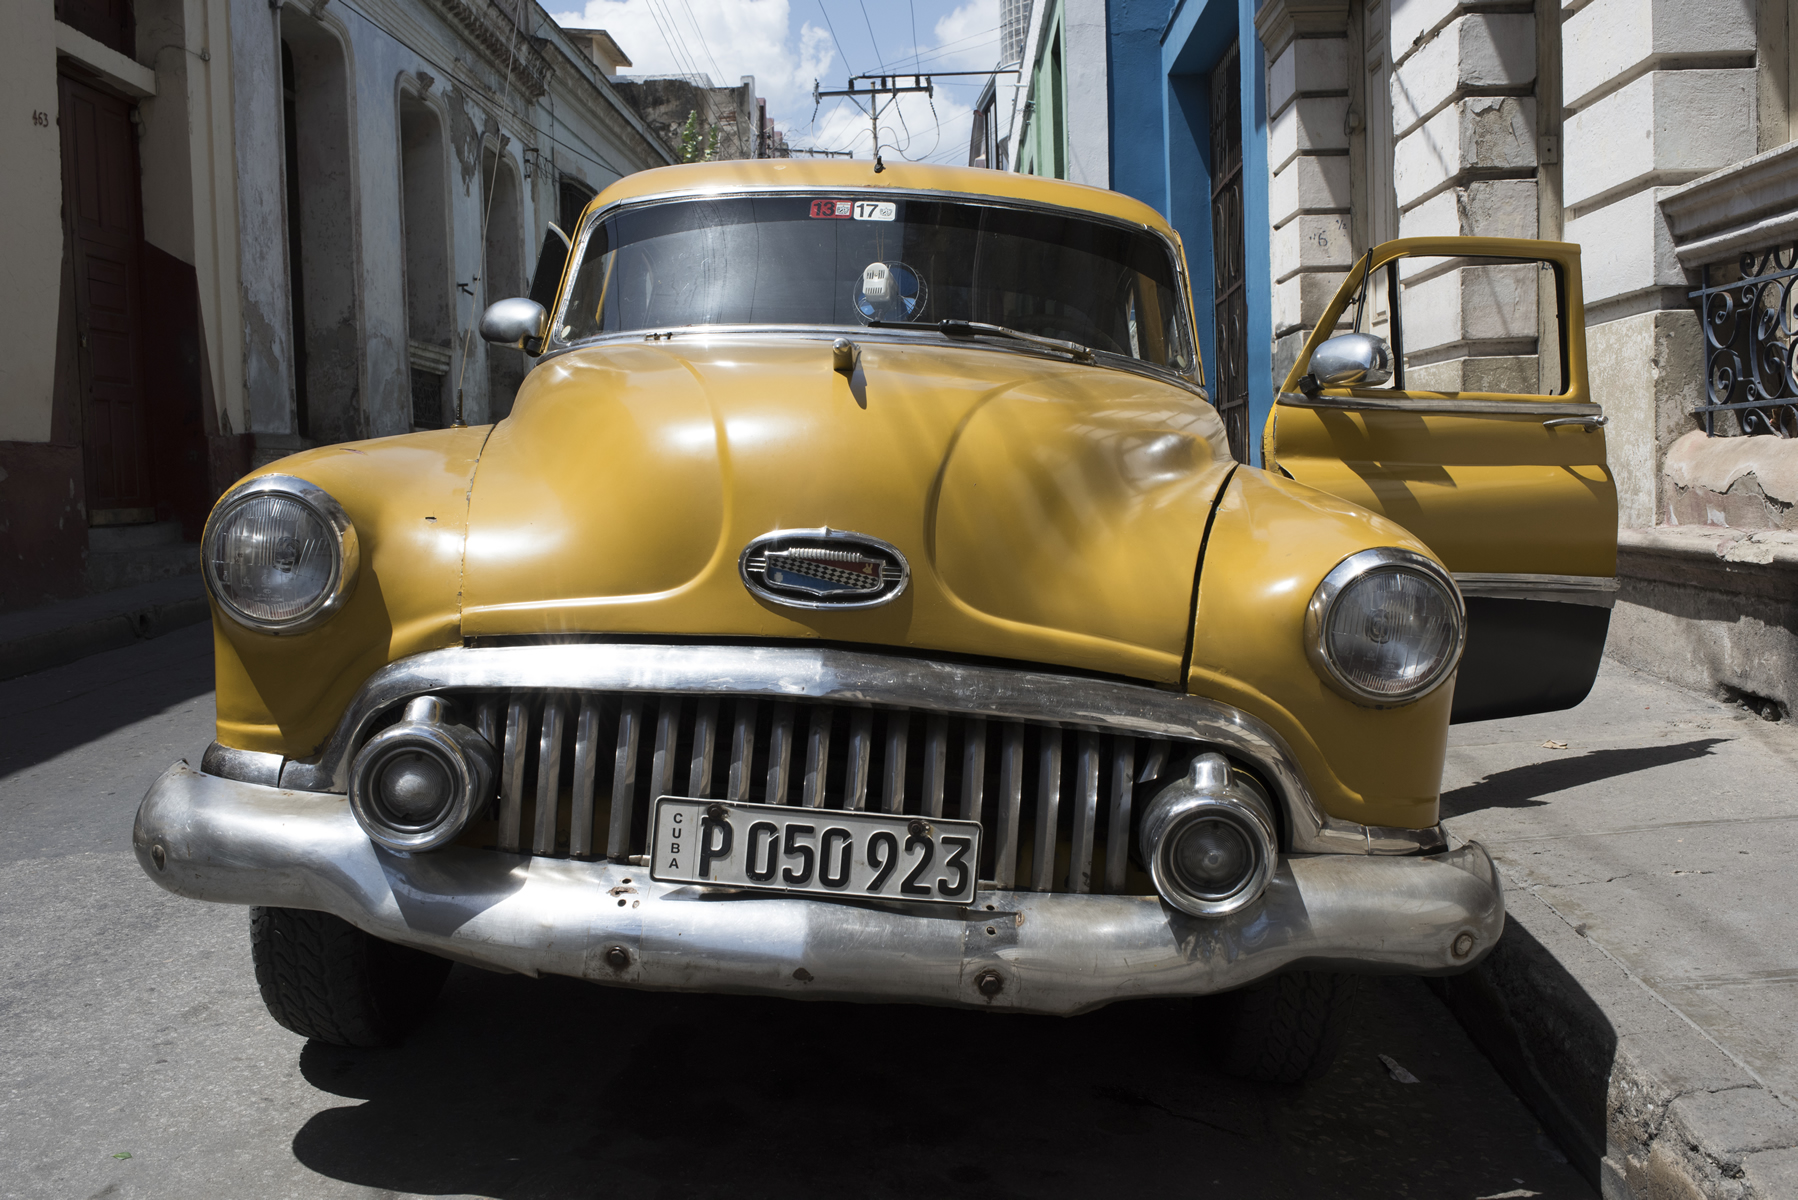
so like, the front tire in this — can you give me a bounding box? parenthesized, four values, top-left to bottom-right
(250, 906, 451, 1047)
(1206, 971, 1359, 1083)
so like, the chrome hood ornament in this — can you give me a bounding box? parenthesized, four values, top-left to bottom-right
(739, 529, 909, 609)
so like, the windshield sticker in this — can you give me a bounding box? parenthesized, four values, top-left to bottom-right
(854, 201, 897, 221)
(809, 199, 853, 219)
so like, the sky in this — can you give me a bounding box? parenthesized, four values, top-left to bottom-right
(546, 0, 1006, 165)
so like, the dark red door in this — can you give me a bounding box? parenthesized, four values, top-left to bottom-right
(60, 71, 153, 519)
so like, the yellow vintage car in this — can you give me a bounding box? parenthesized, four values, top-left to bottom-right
(134, 161, 1615, 1082)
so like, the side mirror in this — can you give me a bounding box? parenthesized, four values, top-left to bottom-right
(1300, 332, 1393, 397)
(479, 297, 548, 355)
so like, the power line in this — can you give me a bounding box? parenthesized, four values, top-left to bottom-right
(871, 26, 1000, 74)
(908, 0, 919, 72)
(814, 0, 853, 76)
(326, 0, 641, 179)
(855, 0, 883, 67)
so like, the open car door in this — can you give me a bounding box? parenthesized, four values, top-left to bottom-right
(1266, 237, 1617, 723)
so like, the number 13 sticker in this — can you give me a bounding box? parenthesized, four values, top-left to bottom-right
(854, 201, 896, 221)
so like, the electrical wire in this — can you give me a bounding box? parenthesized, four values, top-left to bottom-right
(324, 0, 642, 178)
(814, 0, 853, 78)
(855, 0, 883, 68)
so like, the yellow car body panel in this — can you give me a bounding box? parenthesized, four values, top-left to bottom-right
(1188, 469, 1452, 829)
(212, 427, 490, 757)
(578, 159, 1179, 237)
(1267, 237, 1617, 578)
(458, 336, 1233, 683)
(206, 176, 1590, 833)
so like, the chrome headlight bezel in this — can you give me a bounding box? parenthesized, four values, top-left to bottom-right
(202, 475, 360, 634)
(1304, 547, 1466, 707)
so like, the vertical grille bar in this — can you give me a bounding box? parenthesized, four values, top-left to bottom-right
(961, 717, 987, 824)
(688, 698, 718, 797)
(728, 700, 757, 801)
(607, 699, 642, 861)
(648, 699, 677, 809)
(533, 696, 567, 854)
(995, 722, 1024, 887)
(569, 697, 600, 856)
(1139, 740, 1170, 782)
(476, 699, 500, 751)
(766, 703, 795, 803)
(882, 711, 909, 814)
(845, 708, 873, 810)
(1105, 740, 1135, 893)
(1031, 728, 1064, 892)
(922, 714, 948, 818)
(1067, 732, 1100, 893)
(802, 706, 832, 808)
(499, 692, 530, 852)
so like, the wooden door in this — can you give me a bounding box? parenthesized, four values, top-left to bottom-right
(59, 71, 154, 520)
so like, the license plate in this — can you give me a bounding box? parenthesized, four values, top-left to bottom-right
(649, 797, 982, 906)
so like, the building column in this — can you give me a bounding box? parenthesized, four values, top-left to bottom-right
(1560, 0, 1756, 526)
(1257, 1, 1353, 386)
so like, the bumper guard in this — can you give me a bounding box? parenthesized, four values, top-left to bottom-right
(135, 762, 1503, 1016)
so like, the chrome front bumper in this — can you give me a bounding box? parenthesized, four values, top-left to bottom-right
(135, 762, 1504, 1016)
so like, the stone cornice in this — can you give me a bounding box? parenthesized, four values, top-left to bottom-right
(1254, 0, 1350, 60)
(427, 0, 552, 98)
(534, 36, 676, 169)
(1659, 139, 1798, 266)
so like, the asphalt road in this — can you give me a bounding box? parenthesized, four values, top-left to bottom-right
(0, 625, 1592, 1200)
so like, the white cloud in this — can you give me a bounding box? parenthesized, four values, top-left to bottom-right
(930, 0, 1000, 71)
(550, 0, 835, 137)
(550, 0, 995, 162)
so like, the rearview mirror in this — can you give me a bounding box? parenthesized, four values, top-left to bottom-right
(479, 297, 548, 354)
(1301, 332, 1393, 396)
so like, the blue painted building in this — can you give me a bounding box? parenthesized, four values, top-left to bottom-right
(1003, 0, 1276, 463)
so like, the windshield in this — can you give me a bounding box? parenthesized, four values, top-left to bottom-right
(554, 194, 1194, 372)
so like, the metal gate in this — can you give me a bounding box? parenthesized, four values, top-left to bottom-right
(1209, 45, 1249, 463)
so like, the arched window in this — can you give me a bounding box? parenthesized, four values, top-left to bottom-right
(399, 91, 452, 430)
(481, 146, 526, 418)
(279, 10, 358, 443)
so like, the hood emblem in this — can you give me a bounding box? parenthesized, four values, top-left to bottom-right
(739, 529, 909, 610)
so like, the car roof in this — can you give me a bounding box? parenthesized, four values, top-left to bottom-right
(584, 160, 1178, 239)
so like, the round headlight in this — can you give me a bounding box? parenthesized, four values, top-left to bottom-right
(1305, 548, 1465, 705)
(203, 475, 359, 633)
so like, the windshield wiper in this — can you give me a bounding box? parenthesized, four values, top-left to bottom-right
(869, 318, 1097, 364)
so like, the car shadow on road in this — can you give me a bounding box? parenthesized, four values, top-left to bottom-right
(1441, 738, 1730, 818)
(0, 621, 214, 779)
(289, 969, 1592, 1200)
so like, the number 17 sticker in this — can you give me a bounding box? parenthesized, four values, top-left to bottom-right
(854, 201, 896, 221)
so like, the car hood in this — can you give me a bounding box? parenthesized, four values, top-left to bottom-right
(460, 335, 1233, 684)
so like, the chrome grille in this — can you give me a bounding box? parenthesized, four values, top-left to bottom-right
(444, 692, 1190, 895)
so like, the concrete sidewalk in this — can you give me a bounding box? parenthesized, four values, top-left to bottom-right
(1436, 658, 1798, 1199)
(0, 577, 208, 683)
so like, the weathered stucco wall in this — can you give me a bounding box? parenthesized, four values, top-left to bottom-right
(0, 3, 66, 445)
(1587, 309, 1703, 528)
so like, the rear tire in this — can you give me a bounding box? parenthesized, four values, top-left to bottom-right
(250, 906, 451, 1047)
(1206, 971, 1359, 1084)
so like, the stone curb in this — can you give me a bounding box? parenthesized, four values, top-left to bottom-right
(0, 594, 210, 683)
(1431, 862, 1798, 1199)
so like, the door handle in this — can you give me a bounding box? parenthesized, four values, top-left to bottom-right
(1543, 415, 1608, 430)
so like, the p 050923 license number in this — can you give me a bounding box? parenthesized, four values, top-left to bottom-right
(649, 797, 981, 906)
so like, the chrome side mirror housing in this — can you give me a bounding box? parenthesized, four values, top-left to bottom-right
(1300, 332, 1393, 396)
(479, 297, 549, 354)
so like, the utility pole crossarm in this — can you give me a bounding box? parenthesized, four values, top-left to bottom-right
(810, 75, 936, 172)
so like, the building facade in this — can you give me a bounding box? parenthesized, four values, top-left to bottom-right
(999, 0, 1798, 722)
(1, 0, 670, 613)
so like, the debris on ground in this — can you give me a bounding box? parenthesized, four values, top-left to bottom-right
(1378, 1054, 1419, 1083)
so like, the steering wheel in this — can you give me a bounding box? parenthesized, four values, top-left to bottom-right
(1001, 309, 1128, 355)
